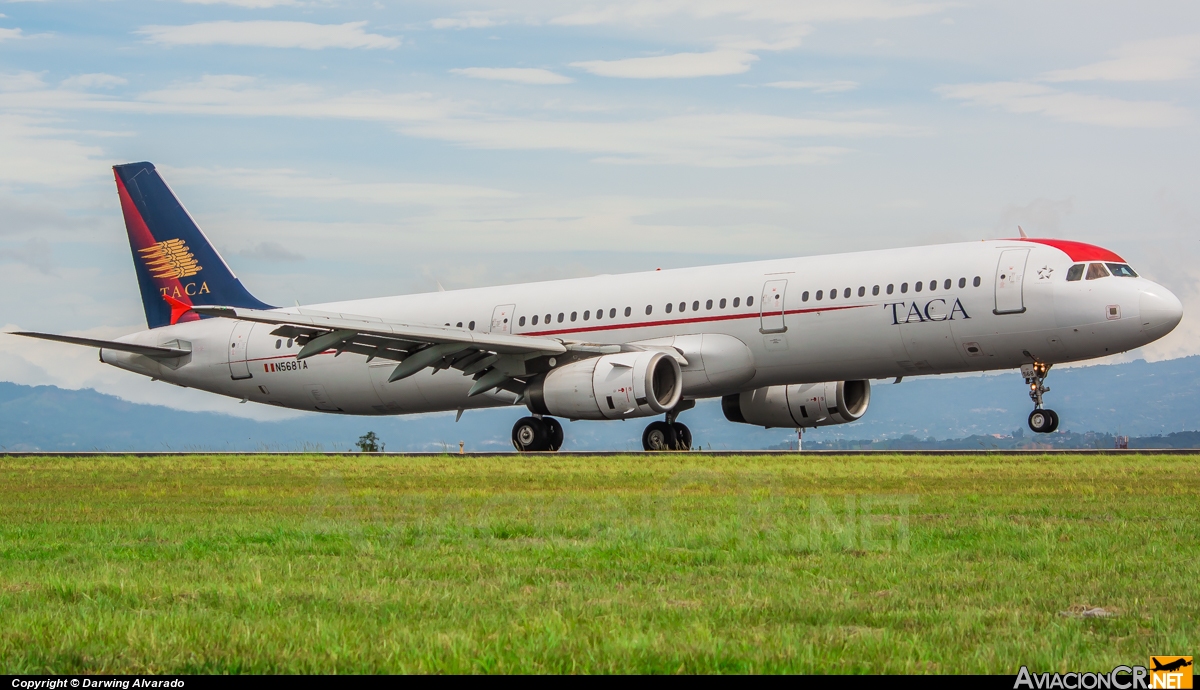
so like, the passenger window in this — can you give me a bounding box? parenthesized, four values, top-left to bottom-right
(645, 305, 652, 315)
(612, 308, 618, 318)
(518, 317, 525, 327)
(545, 314, 551, 324)
(719, 298, 727, 309)
(901, 283, 909, 294)
(844, 288, 851, 298)
(622, 307, 628, 317)
(275, 339, 281, 349)
(557, 313, 564, 323)
(802, 291, 809, 302)
(1066, 264, 1085, 281)
(915, 281, 923, 293)
(886, 284, 894, 295)
(693, 301, 700, 311)
(733, 297, 740, 307)
(1107, 263, 1138, 277)
(829, 289, 837, 300)
(958, 277, 966, 288)
(469, 321, 475, 330)
(665, 303, 673, 313)
(583, 310, 590, 321)
(595, 309, 602, 320)
(706, 299, 713, 310)
(571, 311, 578, 321)
(816, 290, 823, 300)
(286, 338, 293, 348)
(973, 276, 981, 287)
(679, 302, 686, 312)
(1086, 263, 1110, 280)
(456, 322, 463, 328)
(747, 296, 754, 306)
(532, 315, 539, 325)
(944, 279, 951, 290)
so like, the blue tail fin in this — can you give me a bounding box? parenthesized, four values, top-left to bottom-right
(114, 162, 273, 329)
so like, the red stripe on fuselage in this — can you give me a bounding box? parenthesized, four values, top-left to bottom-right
(519, 303, 870, 337)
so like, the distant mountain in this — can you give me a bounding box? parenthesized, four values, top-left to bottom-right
(1, 356, 1198, 452)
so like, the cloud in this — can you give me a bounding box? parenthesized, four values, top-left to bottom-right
(0, 115, 107, 186)
(432, 13, 502, 29)
(238, 241, 304, 262)
(450, 67, 573, 85)
(166, 166, 519, 205)
(765, 80, 858, 93)
(0, 27, 21, 42)
(136, 21, 400, 50)
(0, 238, 54, 273)
(182, 0, 299, 6)
(937, 82, 1190, 128)
(60, 73, 127, 89)
(0, 75, 914, 167)
(998, 198, 1074, 235)
(1041, 34, 1200, 82)
(549, 0, 946, 26)
(572, 50, 758, 78)
(0, 70, 45, 91)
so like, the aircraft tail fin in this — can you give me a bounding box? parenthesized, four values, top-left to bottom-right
(113, 162, 273, 329)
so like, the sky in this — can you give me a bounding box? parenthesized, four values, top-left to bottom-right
(0, 0, 1197, 420)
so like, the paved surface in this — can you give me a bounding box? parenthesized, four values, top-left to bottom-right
(2, 449, 1198, 457)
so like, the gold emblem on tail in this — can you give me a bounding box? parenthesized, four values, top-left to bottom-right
(140, 238, 202, 279)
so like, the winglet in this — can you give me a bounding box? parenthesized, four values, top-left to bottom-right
(1018, 225, 1028, 239)
(162, 293, 194, 325)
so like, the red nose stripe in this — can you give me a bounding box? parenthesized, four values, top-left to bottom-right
(1013, 238, 1125, 262)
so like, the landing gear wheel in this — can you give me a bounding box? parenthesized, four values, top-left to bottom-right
(672, 423, 692, 451)
(1028, 409, 1059, 434)
(545, 417, 564, 451)
(642, 421, 678, 451)
(512, 416, 552, 452)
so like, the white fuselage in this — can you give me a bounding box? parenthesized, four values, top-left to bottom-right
(100, 239, 1182, 416)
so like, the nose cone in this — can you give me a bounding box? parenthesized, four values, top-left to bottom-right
(1139, 285, 1184, 340)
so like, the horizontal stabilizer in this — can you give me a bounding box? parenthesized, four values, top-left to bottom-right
(9, 332, 191, 359)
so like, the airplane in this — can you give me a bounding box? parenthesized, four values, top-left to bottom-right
(11, 162, 1184, 451)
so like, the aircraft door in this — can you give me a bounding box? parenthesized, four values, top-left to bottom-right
(759, 280, 787, 334)
(227, 321, 255, 380)
(994, 249, 1030, 315)
(491, 304, 515, 334)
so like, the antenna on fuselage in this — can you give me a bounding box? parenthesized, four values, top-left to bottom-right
(1018, 225, 1028, 238)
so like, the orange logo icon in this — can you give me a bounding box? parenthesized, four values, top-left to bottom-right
(140, 238, 202, 279)
(1151, 656, 1193, 689)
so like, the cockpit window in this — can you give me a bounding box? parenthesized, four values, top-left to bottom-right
(1066, 264, 1085, 282)
(1106, 263, 1138, 277)
(1085, 263, 1110, 280)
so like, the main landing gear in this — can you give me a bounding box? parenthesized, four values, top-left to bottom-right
(1022, 361, 1059, 434)
(642, 401, 694, 451)
(511, 416, 564, 452)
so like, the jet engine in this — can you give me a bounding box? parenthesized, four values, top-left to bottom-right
(526, 350, 683, 420)
(722, 380, 871, 428)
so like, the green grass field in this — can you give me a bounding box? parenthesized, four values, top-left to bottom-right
(0, 452, 1196, 673)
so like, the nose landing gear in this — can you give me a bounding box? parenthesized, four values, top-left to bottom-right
(1022, 361, 1059, 434)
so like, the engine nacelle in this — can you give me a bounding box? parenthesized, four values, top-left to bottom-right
(722, 380, 871, 429)
(527, 350, 683, 421)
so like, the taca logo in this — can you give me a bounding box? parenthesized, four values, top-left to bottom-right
(884, 298, 971, 325)
(140, 238, 202, 279)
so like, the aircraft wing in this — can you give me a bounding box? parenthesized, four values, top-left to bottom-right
(191, 305, 571, 398)
(10, 332, 191, 359)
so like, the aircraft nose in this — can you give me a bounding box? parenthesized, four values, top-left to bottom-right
(1139, 284, 1184, 339)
